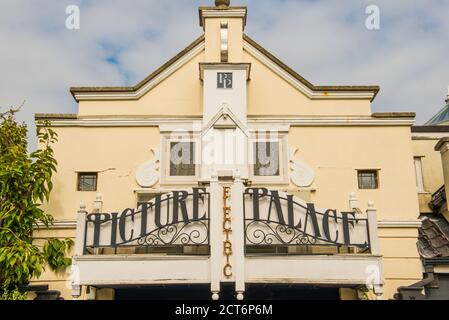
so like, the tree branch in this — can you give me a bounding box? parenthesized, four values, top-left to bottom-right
(0, 101, 25, 118)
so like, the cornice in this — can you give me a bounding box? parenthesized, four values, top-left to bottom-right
(199, 62, 251, 80)
(38, 116, 415, 128)
(435, 137, 449, 153)
(35, 220, 77, 229)
(198, 6, 247, 29)
(377, 220, 422, 228)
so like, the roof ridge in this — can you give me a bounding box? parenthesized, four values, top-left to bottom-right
(70, 34, 205, 100)
(242, 34, 380, 101)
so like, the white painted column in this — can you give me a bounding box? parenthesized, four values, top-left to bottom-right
(209, 174, 222, 300)
(74, 203, 87, 256)
(367, 201, 384, 300)
(93, 193, 103, 212)
(349, 192, 358, 210)
(367, 201, 380, 255)
(231, 175, 246, 300)
(72, 203, 87, 299)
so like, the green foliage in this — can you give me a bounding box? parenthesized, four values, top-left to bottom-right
(44, 238, 74, 273)
(0, 284, 26, 300)
(355, 285, 371, 300)
(0, 107, 71, 299)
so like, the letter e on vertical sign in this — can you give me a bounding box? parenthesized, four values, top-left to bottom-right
(66, 5, 80, 30)
(217, 72, 233, 89)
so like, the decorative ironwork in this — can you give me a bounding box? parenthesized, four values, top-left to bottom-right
(245, 220, 317, 246)
(136, 220, 209, 246)
(243, 188, 371, 252)
(83, 189, 210, 252)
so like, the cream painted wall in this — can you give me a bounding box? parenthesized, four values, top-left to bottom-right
(77, 44, 373, 119)
(77, 52, 204, 117)
(378, 227, 422, 299)
(288, 126, 420, 220)
(440, 146, 449, 209)
(412, 138, 444, 213)
(287, 126, 423, 298)
(44, 124, 420, 222)
(243, 50, 373, 117)
(204, 18, 243, 62)
(41, 127, 160, 220)
(413, 139, 444, 193)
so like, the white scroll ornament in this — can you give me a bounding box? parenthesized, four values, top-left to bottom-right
(289, 148, 315, 187)
(135, 148, 160, 188)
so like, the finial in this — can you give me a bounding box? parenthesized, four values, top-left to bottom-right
(215, 0, 230, 7)
(349, 192, 358, 210)
(78, 202, 87, 213)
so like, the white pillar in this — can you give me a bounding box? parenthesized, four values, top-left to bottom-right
(209, 174, 222, 300)
(366, 201, 380, 255)
(72, 203, 87, 299)
(349, 192, 358, 210)
(231, 174, 245, 300)
(93, 193, 103, 212)
(74, 203, 87, 256)
(367, 201, 384, 300)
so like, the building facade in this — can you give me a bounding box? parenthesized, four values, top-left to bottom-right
(32, 1, 425, 300)
(408, 93, 449, 300)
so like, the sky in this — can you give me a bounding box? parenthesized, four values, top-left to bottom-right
(1, 0, 448, 150)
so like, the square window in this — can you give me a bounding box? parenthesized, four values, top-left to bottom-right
(357, 170, 379, 189)
(217, 72, 233, 89)
(169, 142, 196, 177)
(77, 173, 97, 192)
(253, 141, 280, 177)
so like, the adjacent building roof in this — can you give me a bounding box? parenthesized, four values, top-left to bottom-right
(412, 126, 449, 133)
(418, 216, 449, 259)
(418, 185, 449, 259)
(425, 103, 449, 126)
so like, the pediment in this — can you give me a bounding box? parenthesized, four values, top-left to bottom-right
(202, 105, 248, 136)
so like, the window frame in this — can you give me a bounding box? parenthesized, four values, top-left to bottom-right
(357, 169, 380, 190)
(77, 172, 98, 192)
(160, 133, 200, 185)
(414, 157, 425, 193)
(249, 133, 289, 185)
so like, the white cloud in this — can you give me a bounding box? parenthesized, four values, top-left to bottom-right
(0, 0, 448, 150)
